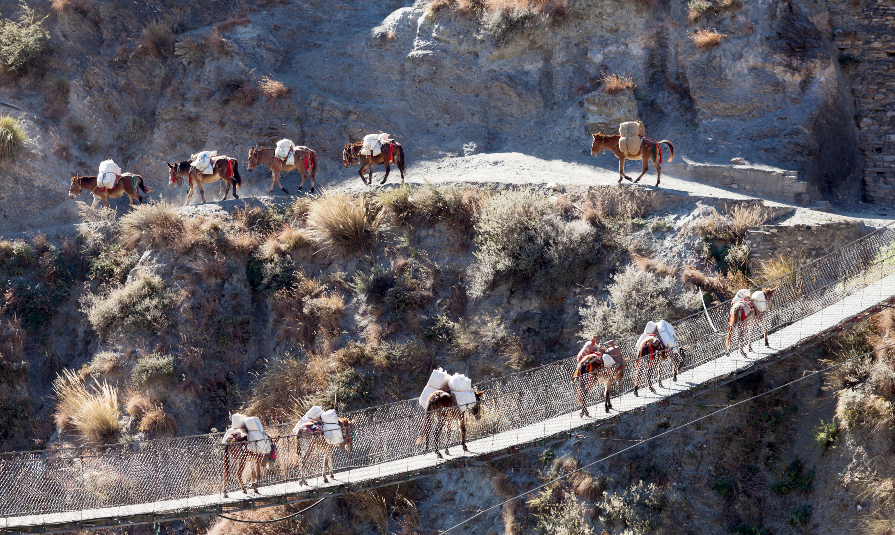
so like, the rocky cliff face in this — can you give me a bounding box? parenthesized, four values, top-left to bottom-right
(0, 0, 866, 225)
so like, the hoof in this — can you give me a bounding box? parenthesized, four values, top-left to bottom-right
(649, 387, 657, 394)
(580, 408, 590, 418)
(436, 452, 443, 459)
(634, 389, 639, 397)
(223, 492, 228, 498)
(310, 187, 315, 193)
(444, 449, 450, 456)
(765, 341, 769, 347)
(462, 445, 469, 452)
(673, 377, 678, 383)
(322, 476, 328, 484)
(233, 193, 239, 199)
(298, 186, 302, 191)
(281, 187, 289, 195)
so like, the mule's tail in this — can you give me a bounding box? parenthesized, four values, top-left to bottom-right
(416, 412, 431, 445)
(660, 140, 675, 163)
(232, 159, 243, 190)
(396, 144, 406, 174)
(309, 150, 318, 181)
(137, 175, 153, 194)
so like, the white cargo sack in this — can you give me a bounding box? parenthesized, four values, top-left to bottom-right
(275, 139, 295, 165)
(302, 406, 323, 422)
(751, 290, 768, 313)
(419, 368, 451, 408)
(192, 151, 217, 174)
(97, 160, 120, 189)
(231, 412, 247, 430)
(321, 409, 343, 445)
(449, 373, 476, 411)
(619, 121, 644, 137)
(361, 133, 384, 156)
(656, 320, 679, 350)
(244, 417, 271, 454)
(643, 322, 657, 335)
(732, 289, 751, 307)
(602, 353, 617, 367)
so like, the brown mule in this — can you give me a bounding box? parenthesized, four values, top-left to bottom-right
(633, 334, 684, 397)
(220, 429, 270, 497)
(171, 157, 242, 206)
(725, 287, 777, 357)
(294, 417, 354, 485)
(573, 341, 626, 417)
(416, 390, 483, 458)
(342, 140, 406, 186)
(69, 174, 152, 208)
(590, 133, 675, 186)
(247, 146, 318, 195)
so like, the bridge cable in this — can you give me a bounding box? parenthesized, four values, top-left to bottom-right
(216, 497, 327, 524)
(440, 339, 895, 533)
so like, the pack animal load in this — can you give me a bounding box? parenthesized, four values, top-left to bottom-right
(293, 405, 324, 435)
(361, 133, 390, 156)
(192, 151, 218, 174)
(321, 409, 344, 445)
(419, 368, 477, 412)
(97, 160, 121, 189)
(618, 121, 645, 157)
(226, 413, 272, 454)
(636, 321, 663, 351)
(419, 367, 451, 408)
(574, 338, 622, 379)
(731, 289, 768, 313)
(655, 320, 679, 350)
(275, 139, 295, 166)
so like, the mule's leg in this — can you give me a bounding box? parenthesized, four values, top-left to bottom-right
(322, 450, 330, 484)
(380, 161, 390, 185)
(604, 380, 612, 413)
(618, 156, 626, 183)
(435, 415, 445, 459)
(460, 415, 469, 452)
(647, 357, 657, 394)
(221, 179, 230, 201)
(577, 380, 591, 418)
(90, 195, 100, 209)
(655, 160, 662, 187)
(763, 317, 769, 347)
(102, 194, 111, 209)
(184, 184, 194, 207)
(298, 167, 306, 192)
(198, 181, 207, 203)
(269, 171, 276, 195)
(633, 157, 649, 183)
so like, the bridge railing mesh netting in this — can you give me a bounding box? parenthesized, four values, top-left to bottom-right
(3, 225, 895, 522)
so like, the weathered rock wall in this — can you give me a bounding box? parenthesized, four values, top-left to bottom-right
(829, 0, 895, 204)
(745, 220, 870, 268)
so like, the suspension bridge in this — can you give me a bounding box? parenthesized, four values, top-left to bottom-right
(2, 226, 895, 533)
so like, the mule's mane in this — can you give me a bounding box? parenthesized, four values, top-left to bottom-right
(593, 133, 620, 142)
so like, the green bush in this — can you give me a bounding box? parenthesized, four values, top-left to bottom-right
(813, 418, 839, 452)
(0, 3, 49, 74)
(788, 504, 812, 526)
(578, 264, 676, 340)
(88, 243, 140, 285)
(599, 480, 677, 534)
(0, 115, 28, 160)
(84, 275, 175, 339)
(771, 459, 815, 494)
(131, 353, 176, 386)
(469, 191, 604, 297)
(712, 478, 734, 497)
(247, 253, 295, 293)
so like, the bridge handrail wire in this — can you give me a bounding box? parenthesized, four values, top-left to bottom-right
(2, 224, 895, 523)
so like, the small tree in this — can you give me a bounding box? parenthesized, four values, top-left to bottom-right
(0, 3, 50, 75)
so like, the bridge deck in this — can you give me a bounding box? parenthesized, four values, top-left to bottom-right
(5, 269, 894, 531)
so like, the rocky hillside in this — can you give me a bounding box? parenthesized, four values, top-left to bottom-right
(0, 0, 868, 232)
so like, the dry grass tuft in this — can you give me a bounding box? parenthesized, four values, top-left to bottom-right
(125, 391, 152, 418)
(307, 191, 383, 253)
(752, 254, 801, 286)
(634, 255, 675, 277)
(727, 202, 767, 237)
(119, 201, 183, 250)
(681, 266, 727, 296)
(215, 15, 251, 32)
(600, 72, 635, 94)
(259, 76, 290, 101)
(53, 369, 119, 443)
(137, 405, 175, 434)
(142, 19, 174, 58)
(691, 28, 727, 48)
(204, 28, 226, 55)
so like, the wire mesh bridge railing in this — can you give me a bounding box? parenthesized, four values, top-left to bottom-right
(3, 224, 895, 530)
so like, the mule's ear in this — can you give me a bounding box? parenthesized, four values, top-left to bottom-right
(475, 390, 484, 396)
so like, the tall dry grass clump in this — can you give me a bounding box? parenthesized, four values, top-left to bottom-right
(307, 191, 383, 253)
(53, 369, 119, 444)
(752, 254, 802, 287)
(259, 76, 290, 101)
(600, 72, 635, 94)
(119, 201, 183, 250)
(691, 28, 726, 48)
(0, 114, 28, 160)
(728, 202, 767, 236)
(141, 19, 174, 57)
(83, 275, 174, 339)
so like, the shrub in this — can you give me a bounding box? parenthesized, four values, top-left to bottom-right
(412, 183, 484, 234)
(119, 201, 184, 250)
(53, 369, 119, 443)
(245, 357, 312, 423)
(0, 4, 49, 74)
(836, 388, 893, 429)
(88, 242, 139, 285)
(599, 480, 676, 533)
(220, 75, 259, 105)
(813, 418, 839, 452)
(691, 28, 726, 48)
(247, 253, 295, 293)
(88, 351, 122, 376)
(729, 525, 772, 535)
(469, 190, 605, 297)
(579, 264, 676, 340)
(125, 391, 152, 417)
(788, 504, 812, 526)
(131, 353, 176, 386)
(533, 495, 596, 535)
(600, 72, 635, 94)
(84, 275, 175, 339)
(771, 459, 814, 494)
(752, 254, 801, 287)
(307, 191, 383, 254)
(142, 19, 174, 57)
(0, 114, 27, 160)
(728, 203, 767, 236)
(2, 279, 57, 331)
(259, 76, 290, 101)
(713, 478, 734, 497)
(137, 405, 175, 434)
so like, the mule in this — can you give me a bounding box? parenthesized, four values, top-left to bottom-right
(342, 139, 406, 186)
(633, 334, 684, 396)
(573, 341, 626, 417)
(247, 146, 318, 195)
(590, 133, 675, 186)
(169, 157, 242, 206)
(220, 428, 271, 497)
(726, 287, 777, 357)
(293, 417, 354, 486)
(69, 174, 151, 208)
(416, 390, 483, 458)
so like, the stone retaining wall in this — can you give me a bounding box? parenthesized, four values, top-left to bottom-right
(746, 221, 871, 269)
(663, 161, 809, 206)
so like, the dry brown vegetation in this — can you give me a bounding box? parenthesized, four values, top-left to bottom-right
(600, 72, 635, 94)
(691, 28, 727, 48)
(307, 191, 382, 253)
(53, 370, 120, 444)
(142, 20, 174, 58)
(215, 14, 251, 32)
(259, 76, 290, 101)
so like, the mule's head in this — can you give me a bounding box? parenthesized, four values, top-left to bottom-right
(469, 390, 485, 420)
(762, 287, 778, 311)
(167, 162, 183, 187)
(342, 144, 355, 168)
(247, 147, 258, 172)
(68, 174, 82, 198)
(590, 133, 602, 156)
(338, 417, 355, 451)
